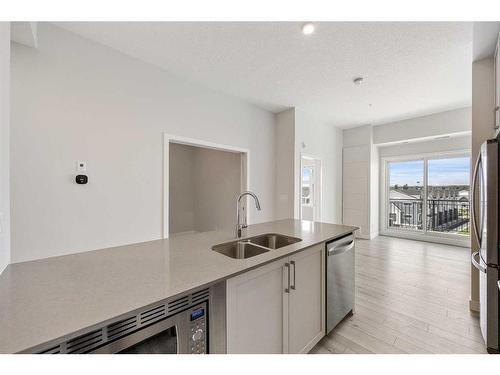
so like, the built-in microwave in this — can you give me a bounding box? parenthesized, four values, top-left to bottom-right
(94, 302, 208, 354)
(33, 288, 211, 354)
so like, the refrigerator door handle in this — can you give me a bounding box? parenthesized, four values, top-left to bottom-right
(471, 251, 487, 273)
(471, 151, 482, 247)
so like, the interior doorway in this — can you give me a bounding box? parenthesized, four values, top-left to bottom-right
(163, 134, 249, 238)
(300, 154, 322, 221)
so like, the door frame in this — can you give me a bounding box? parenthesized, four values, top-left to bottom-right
(380, 149, 471, 247)
(299, 153, 322, 221)
(163, 133, 249, 238)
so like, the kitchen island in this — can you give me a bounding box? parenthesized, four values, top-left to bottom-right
(0, 219, 357, 354)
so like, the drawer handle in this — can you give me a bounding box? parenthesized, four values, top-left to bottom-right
(284, 263, 290, 293)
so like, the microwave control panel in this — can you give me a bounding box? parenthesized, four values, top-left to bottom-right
(188, 304, 207, 354)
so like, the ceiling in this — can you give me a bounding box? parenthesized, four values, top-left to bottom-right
(54, 22, 473, 129)
(473, 21, 500, 61)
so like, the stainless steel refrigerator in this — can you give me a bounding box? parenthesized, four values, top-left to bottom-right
(471, 138, 499, 353)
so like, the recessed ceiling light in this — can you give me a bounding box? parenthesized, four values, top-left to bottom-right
(353, 77, 364, 85)
(302, 23, 315, 35)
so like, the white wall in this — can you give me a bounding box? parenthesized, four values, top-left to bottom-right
(342, 125, 374, 239)
(378, 135, 472, 158)
(294, 109, 343, 224)
(11, 23, 275, 262)
(169, 143, 196, 234)
(273, 108, 343, 224)
(0, 23, 10, 274)
(274, 109, 295, 220)
(193, 147, 241, 232)
(169, 143, 242, 234)
(370, 144, 379, 237)
(373, 107, 472, 145)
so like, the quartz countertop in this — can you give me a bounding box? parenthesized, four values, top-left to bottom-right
(0, 219, 357, 353)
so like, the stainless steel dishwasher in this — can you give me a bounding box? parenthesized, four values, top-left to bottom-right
(326, 233, 355, 334)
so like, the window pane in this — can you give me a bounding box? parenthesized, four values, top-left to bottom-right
(427, 157, 470, 236)
(302, 166, 313, 206)
(388, 160, 424, 231)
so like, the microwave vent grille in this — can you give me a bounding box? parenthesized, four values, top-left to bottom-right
(140, 304, 167, 326)
(107, 316, 138, 341)
(66, 328, 105, 354)
(39, 345, 61, 354)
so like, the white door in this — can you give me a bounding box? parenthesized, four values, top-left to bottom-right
(300, 156, 321, 221)
(225, 257, 289, 353)
(288, 244, 325, 353)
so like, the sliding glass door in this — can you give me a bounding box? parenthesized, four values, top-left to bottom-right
(426, 156, 470, 235)
(387, 160, 424, 231)
(385, 153, 470, 239)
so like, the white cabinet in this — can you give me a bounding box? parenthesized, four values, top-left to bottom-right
(225, 244, 325, 354)
(495, 33, 500, 130)
(225, 257, 288, 353)
(288, 244, 325, 353)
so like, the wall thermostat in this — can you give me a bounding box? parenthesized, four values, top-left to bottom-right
(76, 161, 87, 172)
(76, 175, 88, 184)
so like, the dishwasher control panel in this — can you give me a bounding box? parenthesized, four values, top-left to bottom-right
(188, 306, 207, 354)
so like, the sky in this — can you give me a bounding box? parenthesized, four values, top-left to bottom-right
(389, 157, 470, 186)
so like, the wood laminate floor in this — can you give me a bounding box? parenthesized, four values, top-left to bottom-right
(311, 235, 487, 354)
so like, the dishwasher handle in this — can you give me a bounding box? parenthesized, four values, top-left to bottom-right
(327, 241, 354, 256)
(327, 234, 355, 256)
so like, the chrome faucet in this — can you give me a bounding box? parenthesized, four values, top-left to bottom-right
(236, 191, 261, 238)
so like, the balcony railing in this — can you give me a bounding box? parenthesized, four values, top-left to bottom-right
(388, 198, 470, 235)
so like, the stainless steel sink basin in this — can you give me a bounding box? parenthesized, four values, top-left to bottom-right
(212, 240, 270, 259)
(248, 233, 302, 249)
(212, 233, 302, 259)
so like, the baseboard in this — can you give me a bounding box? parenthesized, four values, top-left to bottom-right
(0, 262, 7, 276)
(380, 230, 470, 248)
(469, 299, 480, 313)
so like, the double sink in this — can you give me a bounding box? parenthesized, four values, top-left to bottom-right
(212, 233, 302, 259)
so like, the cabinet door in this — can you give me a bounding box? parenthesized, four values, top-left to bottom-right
(226, 257, 289, 353)
(288, 244, 325, 354)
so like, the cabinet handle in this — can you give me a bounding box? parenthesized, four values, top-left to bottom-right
(290, 261, 296, 290)
(284, 263, 290, 293)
